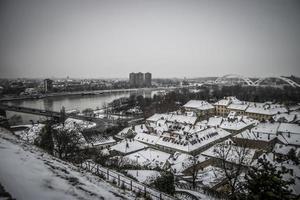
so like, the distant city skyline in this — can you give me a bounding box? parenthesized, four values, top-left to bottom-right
(1, 0, 300, 79)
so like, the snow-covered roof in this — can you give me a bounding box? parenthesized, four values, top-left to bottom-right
(146, 114, 171, 122)
(273, 113, 296, 123)
(196, 166, 225, 188)
(110, 139, 148, 154)
(207, 117, 223, 127)
(147, 113, 197, 125)
(115, 127, 134, 139)
(214, 96, 241, 106)
(227, 103, 249, 111)
(202, 139, 257, 166)
(85, 135, 116, 146)
(124, 148, 171, 169)
(246, 103, 288, 116)
(273, 143, 300, 156)
(277, 133, 300, 146)
(156, 128, 231, 153)
(220, 116, 257, 131)
(278, 123, 300, 134)
(234, 129, 276, 142)
(168, 114, 197, 125)
(251, 122, 280, 134)
(134, 132, 160, 146)
(168, 152, 207, 174)
(134, 124, 149, 134)
(183, 100, 214, 111)
(214, 99, 231, 106)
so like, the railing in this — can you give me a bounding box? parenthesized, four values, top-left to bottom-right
(175, 180, 228, 199)
(79, 160, 175, 200)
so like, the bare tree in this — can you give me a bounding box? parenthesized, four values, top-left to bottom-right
(213, 141, 251, 199)
(52, 127, 85, 161)
(185, 155, 201, 189)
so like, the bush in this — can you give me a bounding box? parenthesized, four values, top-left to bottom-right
(152, 171, 175, 195)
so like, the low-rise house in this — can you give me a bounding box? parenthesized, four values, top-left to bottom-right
(202, 139, 257, 167)
(227, 103, 249, 116)
(156, 127, 232, 155)
(115, 127, 136, 140)
(273, 143, 300, 161)
(207, 116, 223, 128)
(124, 148, 171, 169)
(84, 133, 116, 149)
(134, 132, 160, 147)
(195, 166, 226, 190)
(219, 113, 257, 135)
(214, 98, 231, 116)
(273, 113, 297, 123)
(183, 100, 215, 118)
(245, 102, 288, 121)
(278, 123, 300, 135)
(233, 129, 277, 151)
(110, 139, 148, 156)
(214, 96, 241, 116)
(276, 123, 300, 147)
(167, 152, 210, 175)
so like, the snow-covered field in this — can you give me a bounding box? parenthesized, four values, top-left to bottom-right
(0, 127, 135, 200)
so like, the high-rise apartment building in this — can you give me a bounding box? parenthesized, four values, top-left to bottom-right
(129, 72, 152, 88)
(144, 72, 152, 87)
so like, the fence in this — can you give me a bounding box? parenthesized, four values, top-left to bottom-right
(175, 180, 228, 199)
(79, 160, 175, 200)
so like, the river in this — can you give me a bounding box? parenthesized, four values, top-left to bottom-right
(5, 89, 160, 125)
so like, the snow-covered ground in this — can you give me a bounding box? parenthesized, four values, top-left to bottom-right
(126, 170, 160, 184)
(13, 123, 45, 143)
(0, 127, 135, 200)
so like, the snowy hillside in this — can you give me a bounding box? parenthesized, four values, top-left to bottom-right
(0, 127, 135, 200)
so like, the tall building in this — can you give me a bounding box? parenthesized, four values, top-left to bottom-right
(136, 72, 144, 87)
(145, 72, 152, 87)
(129, 72, 152, 88)
(129, 73, 136, 87)
(44, 79, 53, 92)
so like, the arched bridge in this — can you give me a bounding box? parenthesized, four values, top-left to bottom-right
(254, 76, 300, 87)
(215, 74, 299, 88)
(215, 74, 255, 86)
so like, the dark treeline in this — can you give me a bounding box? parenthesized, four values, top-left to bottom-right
(211, 85, 300, 104)
(125, 85, 299, 118)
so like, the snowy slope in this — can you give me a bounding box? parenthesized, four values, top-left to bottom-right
(0, 127, 135, 200)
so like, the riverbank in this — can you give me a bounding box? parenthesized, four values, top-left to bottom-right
(0, 87, 179, 102)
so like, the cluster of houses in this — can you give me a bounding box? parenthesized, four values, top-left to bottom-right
(95, 97, 300, 195)
(15, 96, 300, 195)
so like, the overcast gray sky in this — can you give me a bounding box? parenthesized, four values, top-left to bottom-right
(0, 0, 299, 79)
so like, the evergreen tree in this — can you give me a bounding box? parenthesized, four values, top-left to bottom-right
(37, 120, 54, 154)
(152, 171, 175, 195)
(287, 148, 299, 165)
(245, 158, 295, 200)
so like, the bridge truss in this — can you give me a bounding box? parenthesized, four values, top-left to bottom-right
(215, 74, 299, 88)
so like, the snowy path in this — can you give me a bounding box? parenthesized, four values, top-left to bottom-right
(0, 127, 135, 200)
